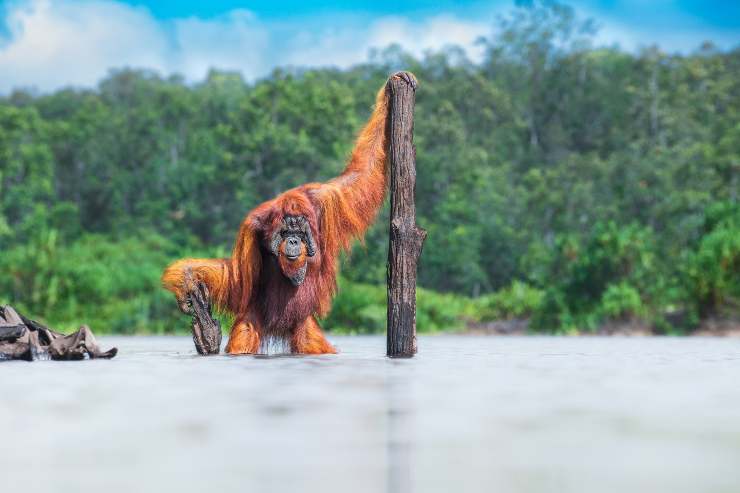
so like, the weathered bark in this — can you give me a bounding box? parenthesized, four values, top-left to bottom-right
(0, 305, 117, 361)
(0, 305, 26, 340)
(184, 270, 222, 355)
(386, 72, 426, 358)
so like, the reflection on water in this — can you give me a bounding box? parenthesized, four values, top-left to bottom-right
(2, 335, 740, 493)
(386, 365, 413, 493)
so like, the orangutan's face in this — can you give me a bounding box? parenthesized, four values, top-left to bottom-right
(269, 215, 316, 286)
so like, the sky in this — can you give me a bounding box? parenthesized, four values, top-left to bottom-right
(0, 0, 738, 93)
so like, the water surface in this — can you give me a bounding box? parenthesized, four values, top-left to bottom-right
(2, 335, 740, 492)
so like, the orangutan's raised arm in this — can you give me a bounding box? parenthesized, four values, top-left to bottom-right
(311, 71, 417, 256)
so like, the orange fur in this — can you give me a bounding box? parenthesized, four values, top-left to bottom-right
(161, 258, 230, 310)
(162, 74, 403, 355)
(224, 319, 260, 354)
(292, 316, 337, 354)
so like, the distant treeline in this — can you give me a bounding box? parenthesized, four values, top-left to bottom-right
(0, 2, 737, 334)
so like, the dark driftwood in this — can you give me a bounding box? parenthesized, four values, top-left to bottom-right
(0, 305, 117, 361)
(184, 270, 222, 355)
(386, 72, 427, 358)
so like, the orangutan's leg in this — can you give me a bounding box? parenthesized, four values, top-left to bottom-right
(225, 318, 260, 354)
(292, 316, 337, 354)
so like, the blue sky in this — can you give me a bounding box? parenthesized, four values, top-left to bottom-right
(1, 0, 738, 93)
(120, 0, 740, 28)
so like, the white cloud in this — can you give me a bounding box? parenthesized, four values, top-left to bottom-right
(0, 0, 168, 92)
(171, 10, 270, 80)
(276, 14, 490, 70)
(0, 0, 489, 93)
(0, 0, 735, 94)
(368, 15, 489, 59)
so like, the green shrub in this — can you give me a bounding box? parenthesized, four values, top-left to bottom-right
(416, 287, 474, 332)
(323, 278, 472, 333)
(0, 230, 193, 334)
(529, 221, 656, 333)
(530, 287, 581, 334)
(474, 281, 544, 321)
(684, 202, 740, 318)
(598, 282, 645, 320)
(323, 280, 386, 333)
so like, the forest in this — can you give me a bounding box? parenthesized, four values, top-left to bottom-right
(0, 2, 738, 335)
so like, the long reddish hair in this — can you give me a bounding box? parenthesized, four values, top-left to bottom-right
(162, 73, 405, 352)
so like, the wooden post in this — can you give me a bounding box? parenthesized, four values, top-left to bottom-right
(387, 71, 426, 358)
(184, 269, 222, 355)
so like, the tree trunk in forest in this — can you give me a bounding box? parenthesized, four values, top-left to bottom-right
(386, 72, 426, 358)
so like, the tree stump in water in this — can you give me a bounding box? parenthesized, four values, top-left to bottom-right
(184, 270, 222, 355)
(0, 305, 117, 361)
(386, 72, 426, 358)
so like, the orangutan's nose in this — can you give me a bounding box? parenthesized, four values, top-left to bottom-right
(285, 237, 301, 259)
